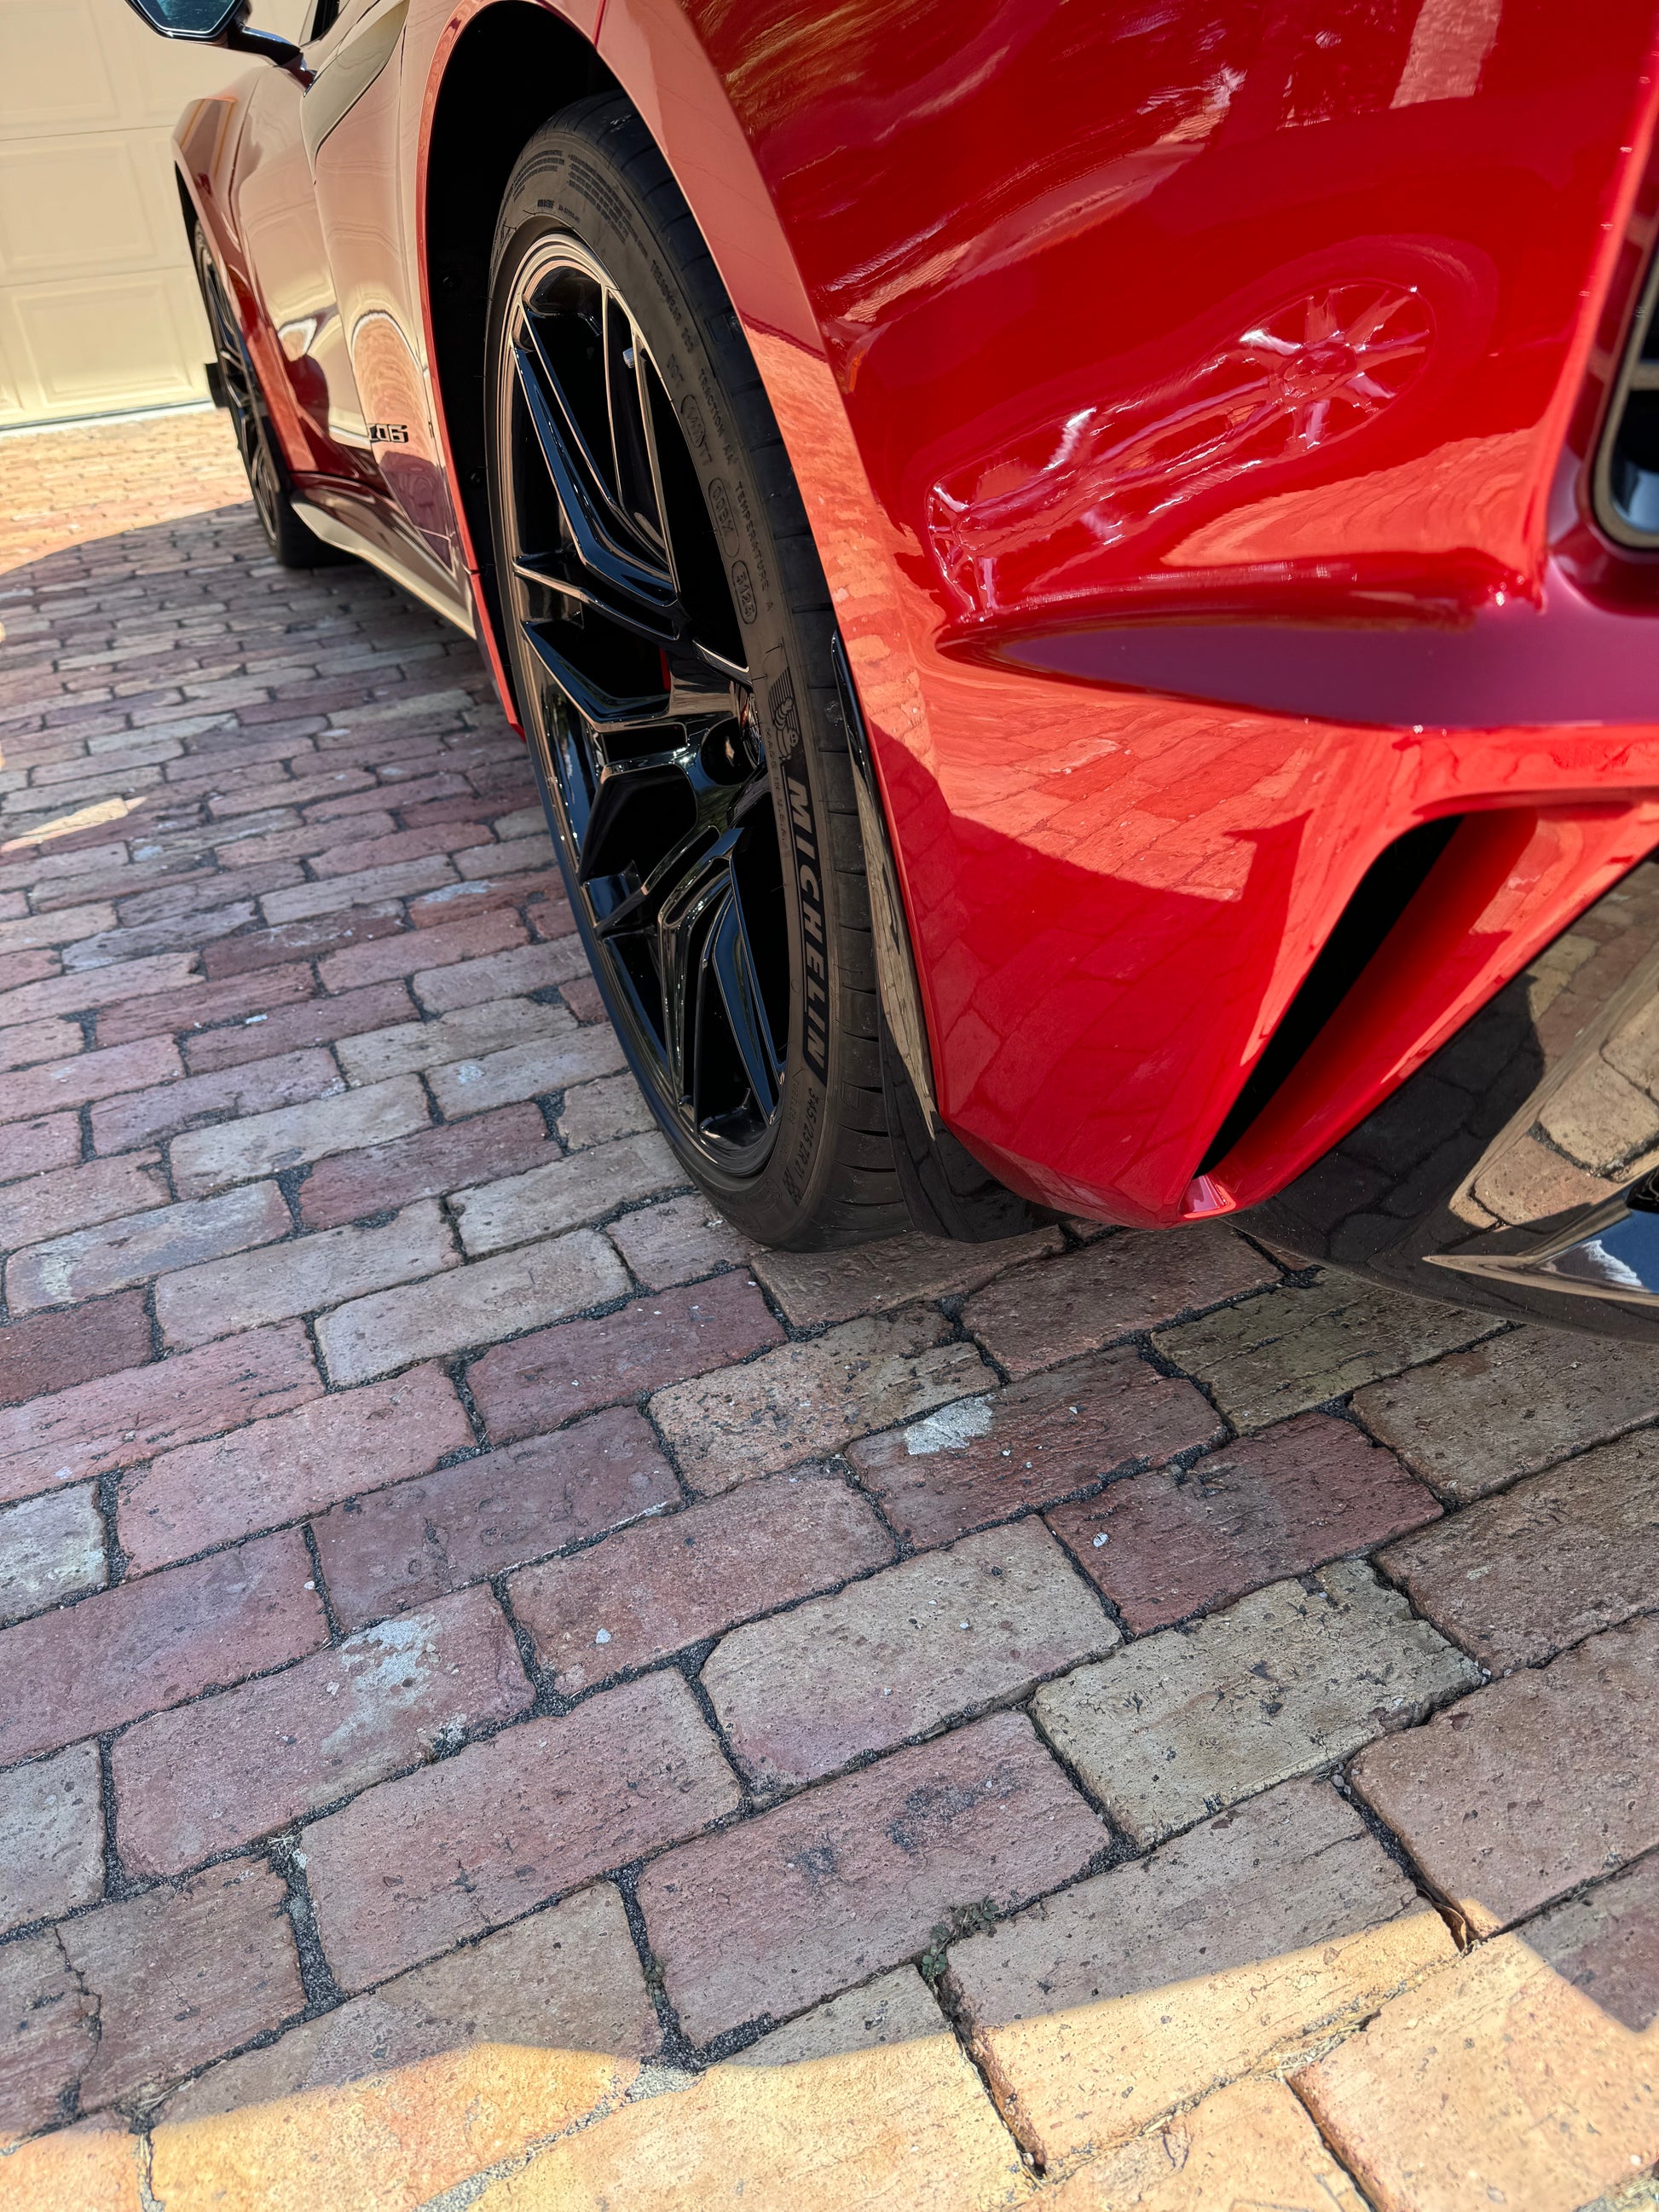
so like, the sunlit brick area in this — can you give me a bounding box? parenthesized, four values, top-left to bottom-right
(0, 412, 1654, 2212)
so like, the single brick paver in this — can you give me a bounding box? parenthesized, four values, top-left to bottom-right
(0, 1483, 105, 1621)
(0, 1742, 104, 1934)
(112, 1586, 530, 1875)
(316, 1228, 628, 1383)
(466, 1273, 783, 1438)
(1156, 1276, 1500, 1429)
(118, 1361, 471, 1571)
(303, 1673, 740, 1989)
(604, 1192, 760, 1287)
(7, 1181, 291, 1313)
(0, 415, 1644, 2192)
(159, 1883, 660, 2122)
(0, 1530, 327, 1765)
(637, 1710, 1106, 2044)
(650, 1307, 997, 1493)
(1349, 1613, 1659, 1935)
(0, 1288, 150, 1405)
(169, 1072, 428, 1197)
(1032, 1561, 1480, 1842)
(1353, 1322, 1659, 1500)
(1375, 1428, 1659, 1670)
(947, 1779, 1454, 2166)
(154, 1198, 457, 1348)
(334, 994, 566, 1083)
(961, 1223, 1277, 1374)
(311, 1406, 679, 1628)
(847, 1349, 1223, 1548)
(450, 1129, 679, 1250)
(702, 1522, 1119, 1791)
(1046, 1411, 1441, 1632)
(511, 1470, 893, 1694)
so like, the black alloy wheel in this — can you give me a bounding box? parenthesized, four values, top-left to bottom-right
(194, 228, 341, 570)
(496, 237, 786, 1172)
(486, 102, 911, 1246)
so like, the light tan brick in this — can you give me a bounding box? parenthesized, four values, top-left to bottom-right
(1032, 1561, 1480, 1842)
(650, 1307, 997, 1494)
(155, 1200, 457, 1348)
(335, 996, 571, 1084)
(752, 1223, 1063, 1330)
(316, 1229, 628, 1384)
(454, 1131, 679, 1253)
(947, 1777, 1454, 2167)
(1043, 2077, 1367, 2209)
(427, 1022, 627, 1118)
(170, 1075, 430, 1198)
(702, 1522, 1119, 1791)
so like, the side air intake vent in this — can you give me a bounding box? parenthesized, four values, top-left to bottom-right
(1198, 816, 1461, 1175)
(1595, 253, 1659, 546)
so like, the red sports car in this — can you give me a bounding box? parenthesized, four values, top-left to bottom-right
(130, 0, 1659, 1336)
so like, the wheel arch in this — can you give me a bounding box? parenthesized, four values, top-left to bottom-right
(419, 3, 620, 716)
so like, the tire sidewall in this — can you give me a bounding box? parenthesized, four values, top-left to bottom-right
(485, 116, 850, 1243)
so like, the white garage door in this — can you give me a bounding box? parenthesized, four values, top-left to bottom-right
(0, 0, 306, 425)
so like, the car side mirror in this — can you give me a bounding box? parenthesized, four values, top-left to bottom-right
(121, 0, 306, 75)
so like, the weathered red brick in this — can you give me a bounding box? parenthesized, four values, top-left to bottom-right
(0, 1033, 181, 1125)
(703, 1522, 1119, 1793)
(155, 1199, 456, 1349)
(93, 960, 316, 1048)
(638, 1710, 1106, 2043)
(298, 1102, 554, 1230)
(312, 1405, 679, 1629)
(0, 1107, 83, 1181)
(0, 1530, 327, 1764)
(119, 1362, 472, 1570)
(0, 1321, 321, 1505)
(0, 1152, 166, 1255)
(0, 1289, 151, 1407)
(113, 1586, 530, 1875)
(848, 1349, 1223, 1549)
(466, 1274, 783, 1447)
(1, 1928, 98, 2136)
(303, 1673, 739, 1989)
(90, 1045, 341, 1153)
(962, 1226, 1280, 1376)
(182, 979, 413, 1073)
(315, 904, 524, 991)
(59, 1863, 303, 2111)
(1047, 1412, 1442, 1633)
(7, 1181, 291, 1314)
(511, 1470, 894, 1695)
(0, 949, 198, 1025)
(201, 905, 403, 977)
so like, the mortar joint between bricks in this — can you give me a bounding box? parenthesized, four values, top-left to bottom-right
(301, 1526, 346, 1644)
(267, 1832, 344, 2014)
(922, 1944, 1049, 2174)
(488, 1573, 547, 1703)
(610, 1861, 711, 2073)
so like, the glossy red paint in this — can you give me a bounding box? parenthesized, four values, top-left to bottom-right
(174, 0, 1659, 1228)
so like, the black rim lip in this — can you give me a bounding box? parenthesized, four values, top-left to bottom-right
(494, 231, 790, 1187)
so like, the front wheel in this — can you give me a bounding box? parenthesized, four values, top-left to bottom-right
(483, 101, 910, 1248)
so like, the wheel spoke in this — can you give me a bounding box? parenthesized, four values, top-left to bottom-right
(513, 329, 678, 629)
(707, 883, 783, 1116)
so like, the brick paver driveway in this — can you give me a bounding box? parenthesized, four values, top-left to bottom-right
(0, 413, 1654, 2212)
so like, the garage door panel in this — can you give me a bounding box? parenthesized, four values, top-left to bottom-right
(8, 271, 210, 413)
(0, 138, 168, 279)
(0, 0, 120, 135)
(0, 0, 312, 421)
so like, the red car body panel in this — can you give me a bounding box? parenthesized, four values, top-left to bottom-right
(173, 0, 1659, 1230)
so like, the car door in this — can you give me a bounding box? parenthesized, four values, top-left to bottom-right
(307, 0, 465, 581)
